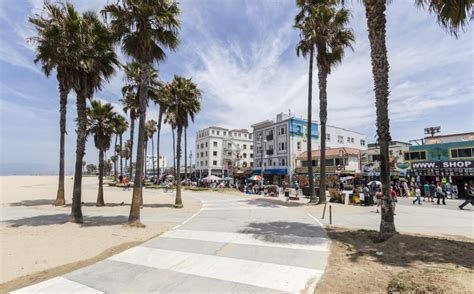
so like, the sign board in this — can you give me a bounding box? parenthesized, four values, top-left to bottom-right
(411, 160, 474, 170)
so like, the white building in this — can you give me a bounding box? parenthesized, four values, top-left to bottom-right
(146, 154, 167, 175)
(251, 113, 368, 184)
(195, 127, 254, 177)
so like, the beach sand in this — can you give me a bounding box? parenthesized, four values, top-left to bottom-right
(0, 175, 202, 290)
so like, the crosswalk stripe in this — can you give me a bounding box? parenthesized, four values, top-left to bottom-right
(12, 277, 103, 294)
(109, 246, 323, 293)
(161, 229, 329, 252)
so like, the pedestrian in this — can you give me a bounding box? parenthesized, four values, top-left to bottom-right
(459, 184, 474, 210)
(363, 185, 371, 206)
(436, 183, 446, 205)
(118, 174, 123, 184)
(429, 182, 436, 202)
(123, 176, 130, 191)
(294, 180, 300, 197)
(423, 182, 429, 201)
(391, 186, 398, 215)
(402, 181, 409, 197)
(375, 188, 382, 213)
(413, 186, 422, 205)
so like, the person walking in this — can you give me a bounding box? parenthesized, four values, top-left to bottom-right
(429, 182, 436, 202)
(402, 181, 409, 197)
(294, 180, 300, 197)
(436, 183, 446, 205)
(423, 182, 429, 201)
(363, 185, 371, 206)
(391, 186, 398, 215)
(413, 185, 422, 205)
(375, 188, 382, 213)
(459, 184, 474, 210)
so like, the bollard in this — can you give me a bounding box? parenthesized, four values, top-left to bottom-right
(322, 202, 327, 219)
(329, 205, 332, 225)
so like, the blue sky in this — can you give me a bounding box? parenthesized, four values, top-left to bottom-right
(0, 0, 472, 175)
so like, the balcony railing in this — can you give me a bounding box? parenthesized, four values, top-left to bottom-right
(266, 135, 273, 141)
(266, 150, 274, 156)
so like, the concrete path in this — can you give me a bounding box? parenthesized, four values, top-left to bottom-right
(13, 194, 328, 293)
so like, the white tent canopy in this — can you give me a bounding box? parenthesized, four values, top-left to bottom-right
(202, 175, 222, 181)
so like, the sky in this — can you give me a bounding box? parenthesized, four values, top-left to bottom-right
(0, 0, 473, 175)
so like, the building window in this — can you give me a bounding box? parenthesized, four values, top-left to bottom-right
(250, 145, 253, 150)
(297, 141, 301, 151)
(205, 142, 208, 147)
(200, 143, 204, 148)
(326, 133, 331, 141)
(213, 151, 217, 156)
(223, 131, 226, 136)
(266, 129, 274, 141)
(244, 134, 247, 138)
(351, 137, 354, 143)
(250, 154, 253, 158)
(213, 160, 217, 166)
(404, 151, 427, 161)
(338, 136, 343, 143)
(360, 139, 366, 146)
(279, 142, 286, 151)
(243, 144, 247, 149)
(281, 158, 286, 166)
(228, 151, 232, 156)
(249, 134, 253, 139)
(217, 131, 220, 135)
(228, 143, 232, 148)
(279, 127, 286, 135)
(451, 148, 473, 158)
(212, 130, 215, 134)
(205, 151, 208, 156)
(200, 152, 204, 157)
(243, 153, 247, 158)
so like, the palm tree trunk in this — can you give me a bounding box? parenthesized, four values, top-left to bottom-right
(120, 134, 123, 177)
(129, 67, 147, 227)
(184, 127, 187, 182)
(129, 118, 135, 177)
(151, 136, 155, 179)
(172, 128, 176, 175)
(307, 47, 316, 203)
(113, 134, 118, 182)
(364, 0, 396, 240)
(175, 126, 183, 208)
(55, 83, 68, 206)
(318, 53, 328, 204)
(97, 149, 105, 206)
(144, 140, 148, 178)
(70, 90, 87, 224)
(157, 109, 163, 180)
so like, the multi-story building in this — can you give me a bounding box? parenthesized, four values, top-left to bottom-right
(145, 155, 167, 176)
(295, 147, 362, 174)
(195, 127, 253, 177)
(251, 113, 367, 184)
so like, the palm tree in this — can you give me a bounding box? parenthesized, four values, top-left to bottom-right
(113, 114, 128, 178)
(103, 0, 180, 226)
(145, 120, 158, 178)
(87, 100, 117, 206)
(295, 1, 354, 204)
(151, 82, 172, 181)
(124, 139, 132, 173)
(120, 90, 138, 177)
(360, 0, 472, 240)
(167, 76, 201, 208)
(66, 6, 118, 223)
(29, 1, 73, 206)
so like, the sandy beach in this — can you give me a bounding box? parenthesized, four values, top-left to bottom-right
(0, 176, 205, 290)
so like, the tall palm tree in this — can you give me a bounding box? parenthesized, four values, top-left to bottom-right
(167, 76, 201, 208)
(103, 0, 180, 226)
(360, 0, 472, 240)
(295, 1, 354, 204)
(124, 139, 132, 173)
(120, 91, 138, 177)
(87, 100, 117, 206)
(113, 114, 128, 178)
(29, 1, 72, 207)
(145, 120, 158, 178)
(67, 6, 118, 223)
(150, 82, 172, 181)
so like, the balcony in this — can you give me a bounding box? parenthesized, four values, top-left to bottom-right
(266, 135, 274, 141)
(266, 150, 274, 156)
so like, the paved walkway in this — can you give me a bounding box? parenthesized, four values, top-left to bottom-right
(13, 194, 328, 293)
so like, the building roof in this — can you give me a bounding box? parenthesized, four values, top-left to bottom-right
(296, 147, 361, 160)
(229, 129, 249, 133)
(425, 132, 474, 139)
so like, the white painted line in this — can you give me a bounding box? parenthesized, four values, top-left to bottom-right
(307, 213, 325, 228)
(202, 206, 287, 211)
(12, 277, 103, 294)
(161, 229, 328, 252)
(110, 247, 323, 293)
(170, 205, 203, 231)
(201, 199, 248, 204)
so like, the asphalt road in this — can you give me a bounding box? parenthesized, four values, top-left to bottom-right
(13, 193, 328, 294)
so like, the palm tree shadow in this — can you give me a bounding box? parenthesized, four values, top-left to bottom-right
(326, 228, 474, 270)
(238, 221, 327, 245)
(9, 199, 55, 207)
(4, 214, 128, 227)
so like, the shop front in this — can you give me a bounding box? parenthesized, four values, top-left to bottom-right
(252, 168, 288, 185)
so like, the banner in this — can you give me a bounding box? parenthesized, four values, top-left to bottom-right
(411, 160, 474, 170)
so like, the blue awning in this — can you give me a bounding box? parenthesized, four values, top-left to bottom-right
(252, 169, 288, 175)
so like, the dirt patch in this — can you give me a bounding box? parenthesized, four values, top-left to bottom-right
(315, 227, 474, 293)
(0, 237, 155, 293)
